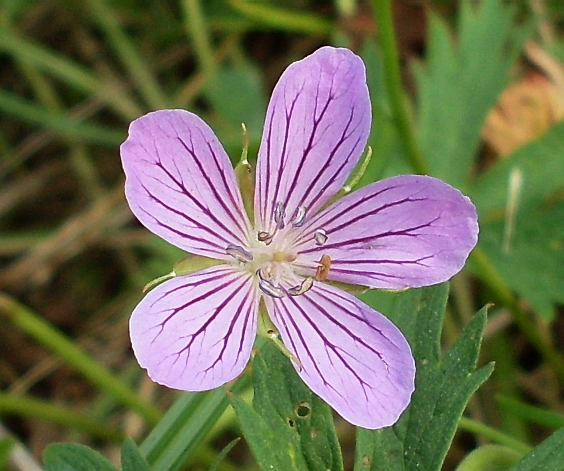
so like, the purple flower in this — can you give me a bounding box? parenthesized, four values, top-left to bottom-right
(120, 46, 478, 429)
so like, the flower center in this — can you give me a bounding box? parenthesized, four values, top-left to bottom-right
(225, 202, 330, 299)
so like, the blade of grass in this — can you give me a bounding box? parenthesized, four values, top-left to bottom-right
(140, 376, 249, 471)
(182, 0, 216, 81)
(85, 0, 171, 109)
(0, 393, 124, 442)
(0, 90, 124, 146)
(0, 294, 162, 426)
(0, 26, 141, 120)
(228, 0, 332, 35)
(458, 417, 532, 455)
(497, 396, 564, 430)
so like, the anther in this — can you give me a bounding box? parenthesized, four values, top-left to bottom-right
(288, 277, 314, 296)
(258, 231, 274, 245)
(274, 201, 286, 229)
(226, 244, 253, 263)
(292, 206, 307, 227)
(258, 278, 285, 298)
(315, 254, 331, 282)
(314, 228, 328, 246)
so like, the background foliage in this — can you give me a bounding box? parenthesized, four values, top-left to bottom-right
(1, 0, 564, 470)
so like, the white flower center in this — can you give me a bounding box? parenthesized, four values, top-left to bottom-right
(224, 202, 329, 298)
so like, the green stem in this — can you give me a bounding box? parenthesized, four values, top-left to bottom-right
(0, 294, 162, 425)
(372, 0, 428, 174)
(0, 393, 124, 442)
(458, 416, 531, 455)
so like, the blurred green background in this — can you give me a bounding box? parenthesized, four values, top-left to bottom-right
(1, 0, 564, 470)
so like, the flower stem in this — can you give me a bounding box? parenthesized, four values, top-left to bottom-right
(0, 293, 162, 425)
(372, 0, 428, 175)
(458, 416, 531, 455)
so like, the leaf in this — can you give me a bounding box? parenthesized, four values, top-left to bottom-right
(43, 443, 118, 471)
(0, 437, 14, 470)
(508, 428, 564, 471)
(205, 60, 267, 144)
(207, 437, 241, 471)
(354, 284, 493, 471)
(139, 376, 249, 471)
(230, 342, 344, 471)
(455, 445, 522, 471)
(414, 0, 531, 188)
(121, 439, 151, 471)
(469, 120, 564, 319)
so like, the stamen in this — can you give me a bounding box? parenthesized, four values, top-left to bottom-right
(257, 266, 272, 281)
(288, 277, 314, 296)
(258, 278, 285, 298)
(314, 228, 328, 246)
(292, 206, 307, 227)
(274, 201, 286, 229)
(258, 231, 274, 245)
(257, 268, 284, 298)
(315, 254, 331, 282)
(226, 244, 253, 263)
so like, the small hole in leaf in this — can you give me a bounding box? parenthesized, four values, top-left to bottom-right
(287, 418, 296, 428)
(296, 401, 311, 418)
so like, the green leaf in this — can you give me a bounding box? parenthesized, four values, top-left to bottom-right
(230, 342, 344, 471)
(0, 437, 14, 470)
(207, 437, 241, 471)
(469, 121, 564, 319)
(140, 375, 249, 471)
(43, 443, 118, 471)
(205, 60, 267, 144)
(121, 439, 151, 471)
(415, 0, 531, 188)
(355, 284, 493, 471)
(508, 428, 564, 471)
(455, 445, 522, 471)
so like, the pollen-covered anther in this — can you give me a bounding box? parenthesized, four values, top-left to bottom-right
(315, 254, 332, 282)
(288, 277, 314, 296)
(274, 201, 286, 229)
(226, 244, 253, 263)
(257, 268, 285, 298)
(257, 231, 274, 245)
(314, 228, 328, 246)
(292, 206, 307, 227)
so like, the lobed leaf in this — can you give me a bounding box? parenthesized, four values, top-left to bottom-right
(415, 0, 531, 188)
(355, 284, 493, 471)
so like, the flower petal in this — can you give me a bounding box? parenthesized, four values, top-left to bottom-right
(264, 282, 414, 429)
(254, 46, 371, 234)
(130, 265, 259, 391)
(121, 109, 251, 259)
(292, 175, 479, 289)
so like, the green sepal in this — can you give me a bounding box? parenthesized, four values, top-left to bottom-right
(234, 122, 255, 225)
(173, 254, 224, 276)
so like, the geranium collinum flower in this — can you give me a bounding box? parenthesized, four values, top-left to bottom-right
(121, 46, 478, 429)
